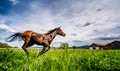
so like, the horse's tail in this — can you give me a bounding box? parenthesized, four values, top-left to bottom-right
(5, 33, 22, 42)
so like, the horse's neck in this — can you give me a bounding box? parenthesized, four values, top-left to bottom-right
(47, 31, 57, 43)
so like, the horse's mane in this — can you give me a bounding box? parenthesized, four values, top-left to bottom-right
(45, 27, 59, 35)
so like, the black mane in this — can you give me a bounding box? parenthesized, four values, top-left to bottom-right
(45, 28, 59, 35)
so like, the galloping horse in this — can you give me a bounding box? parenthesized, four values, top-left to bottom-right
(5, 27, 66, 56)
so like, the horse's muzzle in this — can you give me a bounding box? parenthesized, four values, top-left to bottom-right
(63, 34, 66, 37)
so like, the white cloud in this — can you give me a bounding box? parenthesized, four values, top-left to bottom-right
(0, 20, 16, 33)
(0, 24, 16, 32)
(9, 0, 19, 5)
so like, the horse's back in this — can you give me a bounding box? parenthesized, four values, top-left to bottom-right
(22, 31, 34, 37)
(22, 30, 44, 43)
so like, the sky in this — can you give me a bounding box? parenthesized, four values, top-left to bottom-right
(0, 0, 120, 47)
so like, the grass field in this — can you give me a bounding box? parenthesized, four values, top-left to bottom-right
(0, 48, 120, 71)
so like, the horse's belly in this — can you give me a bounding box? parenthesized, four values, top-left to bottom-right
(32, 34, 44, 44)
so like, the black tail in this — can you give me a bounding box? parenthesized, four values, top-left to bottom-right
(5, 33, 22, 42)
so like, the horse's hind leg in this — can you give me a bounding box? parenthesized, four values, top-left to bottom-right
(22, 42, 29, 55)
(22, 41, 34, 55)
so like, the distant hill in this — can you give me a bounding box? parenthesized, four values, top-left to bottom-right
(0, 42, 13, 48)
(78, 45, 90, 49)
(70, 45, 89, 49)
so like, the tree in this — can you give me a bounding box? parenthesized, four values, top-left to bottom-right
(59, 43, 69, 49)
(72, 45, 77, 49)
(0, 42, 12, 48)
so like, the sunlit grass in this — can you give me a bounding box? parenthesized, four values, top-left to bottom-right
(0, 48, 120, 71)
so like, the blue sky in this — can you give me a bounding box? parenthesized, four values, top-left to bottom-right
(0, 0, 120, 47)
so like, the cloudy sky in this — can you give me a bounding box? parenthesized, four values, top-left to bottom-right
(0, 0, 120, 47)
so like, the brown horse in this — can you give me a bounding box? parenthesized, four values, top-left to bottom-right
(5, 27, 66, 56)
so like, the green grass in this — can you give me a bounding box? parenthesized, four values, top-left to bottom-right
(0, 48, 120, 71)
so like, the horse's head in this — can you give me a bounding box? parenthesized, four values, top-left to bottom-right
(56, 27, 66, 37)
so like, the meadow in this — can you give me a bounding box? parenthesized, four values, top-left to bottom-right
(0, 48, 120, 71)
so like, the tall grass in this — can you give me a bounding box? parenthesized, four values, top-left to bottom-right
(0, 48, 120, 71)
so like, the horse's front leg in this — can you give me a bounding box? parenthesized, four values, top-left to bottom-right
(37, 45, 50, 57)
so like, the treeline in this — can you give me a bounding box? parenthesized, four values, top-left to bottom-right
(52, 43, 89, 49)
(0, 42, 13, 48)
(0, 42, 89, 49)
